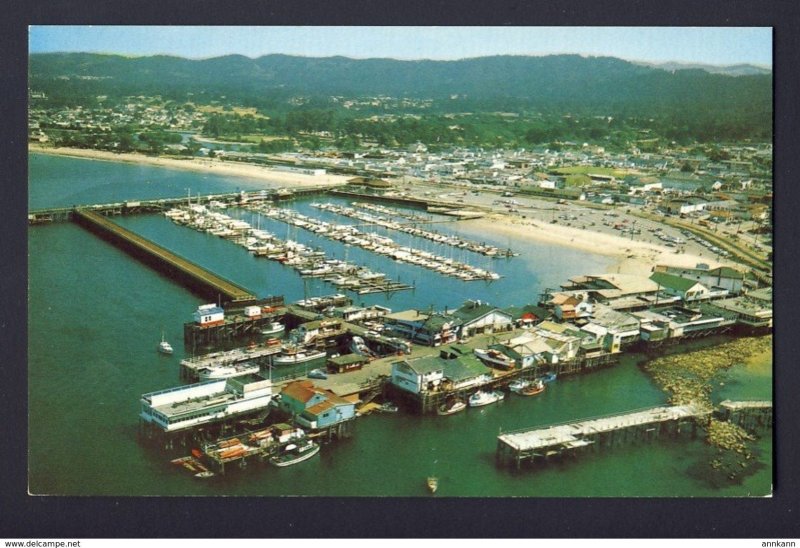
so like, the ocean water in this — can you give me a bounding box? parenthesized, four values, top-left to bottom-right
(27, 153, 772, 496)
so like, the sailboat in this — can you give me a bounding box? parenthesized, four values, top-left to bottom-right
(426, 476, 439, 494)
(158, 330, 173, 355)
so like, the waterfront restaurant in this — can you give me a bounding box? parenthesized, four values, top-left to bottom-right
(139, 374, 273, 433)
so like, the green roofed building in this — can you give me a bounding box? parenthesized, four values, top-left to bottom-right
(650, 271, 710, 302)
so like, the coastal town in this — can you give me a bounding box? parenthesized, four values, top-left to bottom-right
(27, 48, 773, 496)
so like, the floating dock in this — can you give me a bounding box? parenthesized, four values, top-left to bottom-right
(496, 403, 711, 469)
(73, 208, 257, 304)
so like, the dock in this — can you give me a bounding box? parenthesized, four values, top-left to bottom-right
(717, 400, 772, 432)
(496, 403, 710, 469)
(73, 208, 257, 304)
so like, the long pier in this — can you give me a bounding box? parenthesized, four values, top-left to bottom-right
(73, 209, 257, 304)
(496, 403, 710, 469)
(28, 185, 333, 224)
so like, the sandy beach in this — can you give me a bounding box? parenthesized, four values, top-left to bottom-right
(461, 214, 726, 276)
(31, 144, 729, 277)
(29, 145, 352, 188)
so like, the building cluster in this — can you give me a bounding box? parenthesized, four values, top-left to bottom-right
(387, 266, 772, 398)
(28, 96, 205, 144)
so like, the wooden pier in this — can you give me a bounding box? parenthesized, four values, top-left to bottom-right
(28, 185, 333, 225)
(183, 296, 287, 347)
(717, 400, 772, 432)
(73, 208, 257, 304)
(496, 403, 710, 469)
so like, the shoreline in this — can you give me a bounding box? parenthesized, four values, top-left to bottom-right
(29, 145, 352, 188)
(31, 144, 729, 277)
(460, 214, 726, 276)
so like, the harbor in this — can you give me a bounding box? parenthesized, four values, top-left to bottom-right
(27, 152, 773, 497)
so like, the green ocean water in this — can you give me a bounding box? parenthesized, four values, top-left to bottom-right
(27, 153, 772, 496)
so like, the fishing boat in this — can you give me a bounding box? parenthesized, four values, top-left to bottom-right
(426, 476, 438, 494)
(273, 348, 327, 366)
(519, 380, 546, 396)
(508, 379, 531, 394)
(269, 440, 320, 467)
(261, 322, 285, 336)
(468, 390, 504, 408)
(473, 348, 515, 370)
(158, 331, 173, 355)
(198, 361, 260, 380)
(437, 399, 467, 415)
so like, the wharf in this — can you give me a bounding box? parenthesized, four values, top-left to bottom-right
(180, 345, 283, 380)
(28, 185, 333, 225)
(717, 400, 772, 432)
(496, 403, 710, 469)
(74, 209, 256, 304)
(183, 296, 287, 347)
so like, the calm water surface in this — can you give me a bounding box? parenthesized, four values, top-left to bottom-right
(28, 153, 772, 496)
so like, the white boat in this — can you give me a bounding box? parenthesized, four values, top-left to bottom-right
(272, 348, 327, 366)
(261, 322, 285, 336)
(270, 440, 320, 467)
(437, 400, 467, 415)
(508, 379, 531, 394)
(198, 361, 260, 380)
(158, 332, 173, 355)
(474, 348, 515, 370)
(468, 390, 505, 408)
(426, 476, 438, 494)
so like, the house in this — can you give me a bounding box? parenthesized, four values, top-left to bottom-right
(278, 380, 356, 430)
(327, 353, 368, 374)
(530, 321, 584, 363)
(580, 304, 641, 353)
(390, 346, 492, 394)
(650, 272, 712, 302)
(383, 310, 460, 346)
(502, 304, 552, 328)
(450, 300, 513, 337)
(551, 294, 594, 321)
(499, 332, 558, 367)
(653, 264, 745, 294)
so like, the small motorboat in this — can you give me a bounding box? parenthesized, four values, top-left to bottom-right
(158, 331, 173, 355)
(437, 400, 467, 415)
(261, 322, 285, 336)
(519, 380, 546, 396)
(194, 470, 215, 479)
(468, 390, 504, 408)
(270, 440, 320, 467)
(426, 476, 438, 494)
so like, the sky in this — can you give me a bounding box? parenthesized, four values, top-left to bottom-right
(28, 26, 773, 67)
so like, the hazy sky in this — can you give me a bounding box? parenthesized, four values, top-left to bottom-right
(29, 26, 773, 67)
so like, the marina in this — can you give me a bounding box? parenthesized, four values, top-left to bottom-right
(27, 153, 773, 497)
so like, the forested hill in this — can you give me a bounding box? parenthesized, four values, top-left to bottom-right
(29, 53, 772, 141)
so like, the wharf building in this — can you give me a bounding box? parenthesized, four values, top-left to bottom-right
(277, 380, 357, 440)
(139, 374, 273, 443)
